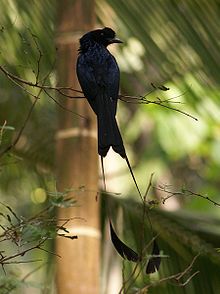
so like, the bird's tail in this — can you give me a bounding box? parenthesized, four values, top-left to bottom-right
(97, 110, 126, 158)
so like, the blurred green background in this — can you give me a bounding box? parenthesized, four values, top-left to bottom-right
(1, 0, 220, 293)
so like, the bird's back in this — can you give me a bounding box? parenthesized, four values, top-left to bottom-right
(76, 43, 120, 115)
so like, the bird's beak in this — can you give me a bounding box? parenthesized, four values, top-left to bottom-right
(108, 37, 123, 44)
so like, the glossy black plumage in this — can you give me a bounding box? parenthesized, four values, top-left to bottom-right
(109, 221, 139, 262)
(76, 27, 126, 158)
(146, 240, 161, 274)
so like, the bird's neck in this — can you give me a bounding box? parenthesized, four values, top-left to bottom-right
(79, 40, 107, 54)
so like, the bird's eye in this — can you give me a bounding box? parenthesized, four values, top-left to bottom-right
(100, 32, 104, 36)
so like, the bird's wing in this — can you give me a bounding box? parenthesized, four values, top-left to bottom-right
(76, 54, 99, 113)
(105, 54, 120, 102)
(76, 52, 120, 115)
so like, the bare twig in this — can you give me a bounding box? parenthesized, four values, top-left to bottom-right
(0, 65, 83, 95)
(37, 246, 61, 258)
(21, 263, 46, 282)
(0, 239, 46, 265)
(0, 120, 7, 145)
(28, 30, 43, 84)
(183, 189, 220, 207)
(157, 184, 220, 207)
(43, 89, 86, 119)
(0, 64, 198, 122)
(119, 93, 198, 121)
(138, 253, 200, 293)
(2, 259, 42, 265)
(0, 90, 39, 158)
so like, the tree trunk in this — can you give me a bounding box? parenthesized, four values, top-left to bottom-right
(55, 1, 100, 293)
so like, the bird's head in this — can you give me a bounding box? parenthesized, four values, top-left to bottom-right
(79, 27, 123, 51)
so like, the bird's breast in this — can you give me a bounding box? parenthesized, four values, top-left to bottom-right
(84, 44, 110, 65)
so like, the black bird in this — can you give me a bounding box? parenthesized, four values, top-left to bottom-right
(77, 29, 160, 272)
(76, 27, 125, 158)
(77, 27, 141, 195)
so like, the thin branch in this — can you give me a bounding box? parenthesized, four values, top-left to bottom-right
(0, 65, 198, 122)
(28, 30, 43, 84)
(0, 202, 20, 222)
(0, 93, 39, 158)
(175, 253, 200, 280)
(0, 239, 46, 264)
(138, 253, 200, 292)
(178, 271, 200, 287)
(0, 120, 7, 145)
(0, 65, 83, 95)
(58, 234, 78, 240)
(43, 89, 86, 119)
(157, 184, 220, 207)
(37, 246, 61, 258)
(21, 263, 46, 282)
(2, 68, 41, 99)
(2, 259, 42, 265)
(119, 94, 198, 121)
(183, 189, 220, 207)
